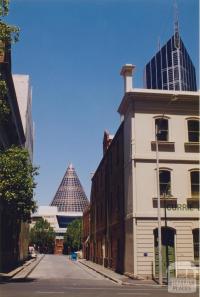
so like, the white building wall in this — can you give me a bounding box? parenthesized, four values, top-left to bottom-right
(134, 108, 199, 160)
(120, 88, 199, 279)
(136, 220, 198, 278)
(135, 162, 199, 217)
(13, 74, 34, 160)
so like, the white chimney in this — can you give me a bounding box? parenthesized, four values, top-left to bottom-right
(120, 64, 135, 93)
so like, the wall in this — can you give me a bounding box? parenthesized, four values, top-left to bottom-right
(121, 90, 199, 279)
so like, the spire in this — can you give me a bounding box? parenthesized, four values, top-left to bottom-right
(68, 163, 73, 170)
(50, 163, 89, 213)
(174, 0, 180, 48)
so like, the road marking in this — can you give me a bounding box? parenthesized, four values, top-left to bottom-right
(117, 293, 150, 295)
(36, 292, 64, 294)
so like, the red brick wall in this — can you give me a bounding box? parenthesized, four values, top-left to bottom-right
(82, 206, 90, 259)
(54, 239, 64, 254)
(88, 123, 125, 273)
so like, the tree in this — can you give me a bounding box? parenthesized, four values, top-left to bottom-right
(30, 218, 55, 254)
(0, 146, 38, 222)
(64, 219, 82, 253)
(0, 0, 19, 122)
(0, 1, 19, 42)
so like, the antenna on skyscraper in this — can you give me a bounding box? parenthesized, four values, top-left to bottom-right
(174, 0, 180, 48)
(158, 37, 161, 51)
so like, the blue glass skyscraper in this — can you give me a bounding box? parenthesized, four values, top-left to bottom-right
(144, 17, 197, 91)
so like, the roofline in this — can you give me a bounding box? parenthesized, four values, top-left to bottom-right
(118, 88, 200, 115)
(91, 122, 124, 182)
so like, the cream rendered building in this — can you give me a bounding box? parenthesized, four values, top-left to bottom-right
(119, 65, 199, 279)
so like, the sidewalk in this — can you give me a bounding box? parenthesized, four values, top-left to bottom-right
(79, 259, 156, 286)
(0, 254, 44, 281)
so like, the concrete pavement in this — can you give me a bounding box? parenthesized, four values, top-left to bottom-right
(0, 255, 198, 297)
(79, 259, 155, 285)
(0, 254, 44, 281)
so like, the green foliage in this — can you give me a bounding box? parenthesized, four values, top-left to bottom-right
(0, 1, 19, 43)
(30, 218, 55, 254)
(64, 219, 82, 252)
(0, 0, 9, 17)
(0, 79, 10, 122)
(0, 146, 38, 221)
(0, 1, 19, 122)
(0, 21, 19, 43)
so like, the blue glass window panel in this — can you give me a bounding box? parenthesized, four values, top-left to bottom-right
(172, 35, 176, 51)
(151, 57, 156, 89)
(185, 52, 190, 89)
(57, 216, 81, 228)
(175, 83, 180, 90)
(167, 39, 172, 67)
(146, 63, 151, 88)
(163, 70, 167, 86)
(192, 66, 197, 91)
(156, 52, 162, 88)
(161, 45, 167, 69)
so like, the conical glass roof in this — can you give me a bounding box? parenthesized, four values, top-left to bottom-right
(50, 164, 89, 212)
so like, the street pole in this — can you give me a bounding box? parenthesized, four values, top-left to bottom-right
(155, 94, 178, 285)
(155, 125, 162, 285)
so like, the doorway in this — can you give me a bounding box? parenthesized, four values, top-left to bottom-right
(154, 227, 175, 278)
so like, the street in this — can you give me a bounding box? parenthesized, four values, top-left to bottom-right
(0, 255, 198, 297)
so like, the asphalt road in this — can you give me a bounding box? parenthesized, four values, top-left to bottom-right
(0, 255, 198, 297)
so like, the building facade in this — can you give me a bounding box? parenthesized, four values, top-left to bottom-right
(83, 63, 199, 279)
(0, 46, 25, 150)
(119, 65, 199, 279)
(0, 45, 28, 272)
(82, 205, 90, 260)
(84, 124, 125, 273)
(13, 74, 34, 160)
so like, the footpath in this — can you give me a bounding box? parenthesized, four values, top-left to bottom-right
(0, 254, 44, 281)
(79, 259, 156, 286)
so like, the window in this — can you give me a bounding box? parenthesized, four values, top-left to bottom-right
(159, 170, 171, 196)
(190, 171, 199, 198)
(155, 118, 169, 141)
(156, 52, 162, 88)
(146, 63, 151, 88)
(193, 229, 199, 261)
(161, 45, 167, 69)
(151, 57, 156, 89)
(187, 120, 199, 142)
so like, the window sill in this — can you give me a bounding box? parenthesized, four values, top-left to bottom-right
(184, 142, 200, 153)
(187, 198, 199, 208)
(151, 141, 175, 152)
(152, 197, 177, 208)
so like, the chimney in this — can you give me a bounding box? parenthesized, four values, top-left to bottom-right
(120, 64, 135, 93)
(103, 130, 114, 155)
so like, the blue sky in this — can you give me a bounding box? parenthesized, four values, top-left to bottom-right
(7, 0, 199, 205)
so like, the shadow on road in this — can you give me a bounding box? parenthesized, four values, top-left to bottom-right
(0, 277, 37, 284)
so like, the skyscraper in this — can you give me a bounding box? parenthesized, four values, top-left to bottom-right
(144, 11, 197, 91)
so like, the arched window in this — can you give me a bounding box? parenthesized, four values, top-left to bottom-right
(190, 170, 199, 198)
(187, 119, 199, 142)
(159, 169, 171, 196)
(155, 118, 169, 141)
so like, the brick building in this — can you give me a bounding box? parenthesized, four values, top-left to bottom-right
(84, 124, 125, 273)
(82, 205, 90, 260)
